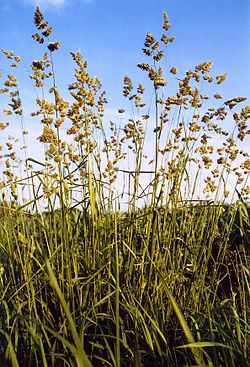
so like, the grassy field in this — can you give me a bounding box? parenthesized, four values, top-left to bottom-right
(0, 8, 249, 366)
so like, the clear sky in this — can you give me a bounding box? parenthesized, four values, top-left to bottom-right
(0, 0, 249, 105)
(0, 0, 249, 202)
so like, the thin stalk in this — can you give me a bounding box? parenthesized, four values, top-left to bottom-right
(114, 206, 121, 367)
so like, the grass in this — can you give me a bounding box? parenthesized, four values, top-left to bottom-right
(0, 7, 249, 366)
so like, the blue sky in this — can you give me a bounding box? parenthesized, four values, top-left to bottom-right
(0, 0, 249, 106)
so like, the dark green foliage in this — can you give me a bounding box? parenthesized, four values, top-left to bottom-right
(0, 202, 249, 366)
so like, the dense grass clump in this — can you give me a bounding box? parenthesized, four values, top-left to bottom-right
(0, 8, 249, 367)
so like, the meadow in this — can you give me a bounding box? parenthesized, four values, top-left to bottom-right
(0, 8, 249, 366)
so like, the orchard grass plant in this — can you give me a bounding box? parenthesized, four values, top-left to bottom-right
(0, 8, 249, 367)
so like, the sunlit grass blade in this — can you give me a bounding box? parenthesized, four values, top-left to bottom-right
(45, 257, 93, 367)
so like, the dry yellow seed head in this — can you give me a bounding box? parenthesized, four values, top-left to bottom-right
(163, 12, 170, 31)
(195, 61, 213, 73)
(34, 7, 44, 27)
(214, 94, 222, 99)
(170, 67, 178, 75)
(37, 125, 58, 144)
(48, 42, 60, 52)
(216, 74, 227, 84)
(3, 110, 12, 116)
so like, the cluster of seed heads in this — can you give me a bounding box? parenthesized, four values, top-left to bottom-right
(0, 9, 249, 203)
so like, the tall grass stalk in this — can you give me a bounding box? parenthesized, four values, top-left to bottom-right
(45, 257, 93, 367)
